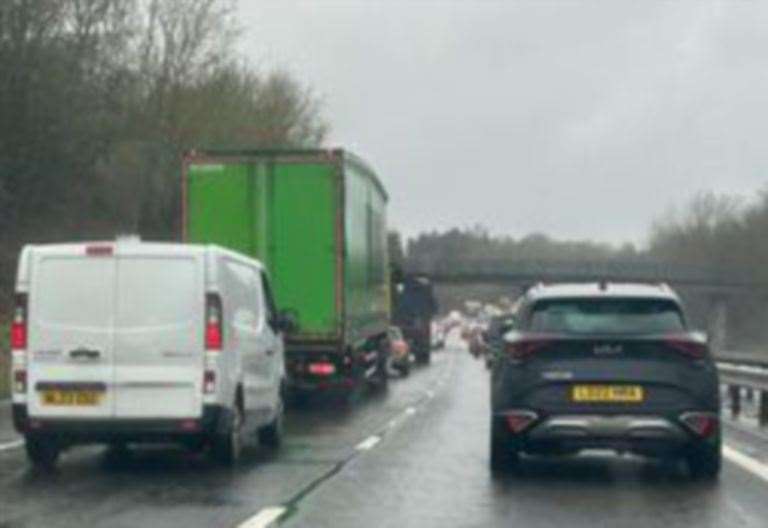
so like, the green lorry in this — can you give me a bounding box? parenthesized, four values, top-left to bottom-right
(183, 149, 390, 396)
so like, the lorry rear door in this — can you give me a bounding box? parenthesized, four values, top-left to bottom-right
(112, 248, 204, 418)
(27, 248, 115, 419)
(269, 162, 339, 337)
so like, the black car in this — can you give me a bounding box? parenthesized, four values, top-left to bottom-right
(490, 282, 721, 479)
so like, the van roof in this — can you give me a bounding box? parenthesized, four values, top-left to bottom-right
(16, 240, 264, 285)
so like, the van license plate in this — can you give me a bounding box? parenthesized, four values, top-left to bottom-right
(571, 385, 644, 403)
(41, 391, 102, 406)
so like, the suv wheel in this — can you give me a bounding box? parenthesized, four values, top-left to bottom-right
(490, 418, 519, 473)
(25, 435, 60, 470)
(212, 405, 244, 466)
(687, 442, 722, 480)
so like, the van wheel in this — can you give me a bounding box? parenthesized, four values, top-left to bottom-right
(212, 405, 243, 466)
(258, 398, 284, 448)
(25, 435, 60, 470)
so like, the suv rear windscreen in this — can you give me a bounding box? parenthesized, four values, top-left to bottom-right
(529, 298, 685, 335)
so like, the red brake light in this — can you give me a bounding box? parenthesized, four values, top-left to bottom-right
(308, 362, 336, 376)
(505, 338, 551, 361)
(86, 245, 113, 256)
(665, 337, 708, 359)
(10, 294, 27, 349)
(205, 293, 223, 350)
(503, 411, 538, 434)
(680, 412, 718, 438)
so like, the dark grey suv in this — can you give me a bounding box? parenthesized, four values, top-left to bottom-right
(490, 282, 721, 479)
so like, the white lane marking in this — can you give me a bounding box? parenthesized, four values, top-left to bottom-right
(724, 444, 768, 482)
(356, 435, 381, 451)
(0, 440, 23, 452)
(237, 506, 287, 528)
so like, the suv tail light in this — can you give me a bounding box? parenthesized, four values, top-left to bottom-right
(503, 410, 538, 434)
(205, 293, 223, 350)
(665, 337, 708, 360)
(680, 412, 719, 438)
(11, 293, 27, 349)
(505, 338, 551, 361)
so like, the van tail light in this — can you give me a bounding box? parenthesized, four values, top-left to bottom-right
(205, 293, 223, 350)
(13, 370, 27, 394)
(505, 338, 551, 361)
(203, 370, 216, 394)
(11, 293, 27, 349)
(503, 410, 538, 434)
(680, 412, 719, 438)
(665, 337, 708, 360)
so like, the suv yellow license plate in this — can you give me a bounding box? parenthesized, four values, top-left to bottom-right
(41, 391, 102, 406)
(571, 385, 644, 403)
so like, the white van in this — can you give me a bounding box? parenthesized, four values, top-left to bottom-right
(9, 238, 291, 467)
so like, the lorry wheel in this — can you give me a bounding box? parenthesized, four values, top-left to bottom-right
(416, 349, 431, 365)
(258, 397, 284, 449)
(25, 435, 60, 470)
(211, 405, 244, 466)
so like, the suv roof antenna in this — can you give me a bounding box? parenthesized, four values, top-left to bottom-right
(598, 280, 608, 291)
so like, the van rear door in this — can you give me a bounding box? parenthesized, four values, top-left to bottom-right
(112, 250, 204, 419)
(27, 249, 115, 419)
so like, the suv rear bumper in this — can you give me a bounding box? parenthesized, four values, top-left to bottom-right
(12, 404, 231, 444)
(495, 412, 717, 456)
(526, 414, 689, 452)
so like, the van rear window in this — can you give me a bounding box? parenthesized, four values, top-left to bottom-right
(529, 298, 685, 335)
(34, 258, 113, 326)
(116, 258, 198, 327)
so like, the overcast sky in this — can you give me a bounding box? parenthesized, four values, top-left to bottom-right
(239, 0, 768, 246)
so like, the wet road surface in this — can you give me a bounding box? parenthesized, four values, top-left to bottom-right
(3, 341, 768, 527)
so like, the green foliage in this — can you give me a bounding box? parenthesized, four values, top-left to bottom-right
(407, 225, 627, 264)
(0, 0, 327, 292)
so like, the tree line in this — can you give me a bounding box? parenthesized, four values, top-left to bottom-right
(0, 0, 327, 291)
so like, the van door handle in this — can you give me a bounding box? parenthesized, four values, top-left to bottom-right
(266, 349, 275, 356)
(69, 348, 101, 360)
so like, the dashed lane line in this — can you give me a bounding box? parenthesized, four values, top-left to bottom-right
(237, 507, 287, 528)
(0, 439, 23, 452)
(355, 435, 381, 451)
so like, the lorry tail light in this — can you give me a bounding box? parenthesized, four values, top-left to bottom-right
(503, 410, 538, 434)
(665, 337, 708, 360)
(203, 370, 216, 394)
(680, 412, 719, 438)
(13, 370, 27, 393)
(10, 293, 27, 349)
(205, 293, 223, 350)
(308, 362, 336, 376)
(505, 338, 551, 361)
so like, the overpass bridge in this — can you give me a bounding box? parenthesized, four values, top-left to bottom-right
(406, 257, 768, 351)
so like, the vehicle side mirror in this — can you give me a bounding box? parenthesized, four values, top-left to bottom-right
(274, 309, 298, 334)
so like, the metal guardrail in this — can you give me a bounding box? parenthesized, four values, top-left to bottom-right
(717, 360, 768, 426)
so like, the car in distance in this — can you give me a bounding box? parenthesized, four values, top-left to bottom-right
(10, 238, 292, 468)
(490, 282, 720, 479)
